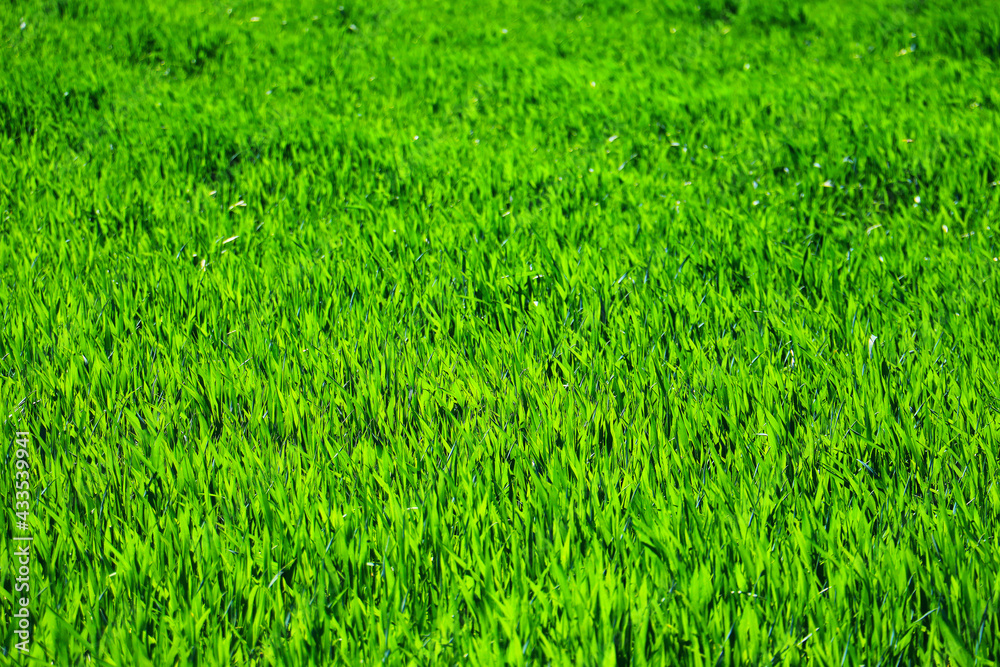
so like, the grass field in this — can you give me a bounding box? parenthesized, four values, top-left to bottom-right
(2, 0, 1000, 664)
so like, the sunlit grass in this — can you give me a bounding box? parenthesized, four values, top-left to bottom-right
(1, 0, 999, 664)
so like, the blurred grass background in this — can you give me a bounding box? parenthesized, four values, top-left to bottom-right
(1, 0, 999, 664)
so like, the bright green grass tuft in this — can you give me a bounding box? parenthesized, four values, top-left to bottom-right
(1, 0, 999, 664)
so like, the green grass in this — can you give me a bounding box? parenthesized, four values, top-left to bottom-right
(1, 0, 999, 664)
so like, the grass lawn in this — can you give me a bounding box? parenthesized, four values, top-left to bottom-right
(1, 0, 999, 664)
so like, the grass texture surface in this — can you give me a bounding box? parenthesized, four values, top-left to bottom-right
(1, 0, 1000, 664)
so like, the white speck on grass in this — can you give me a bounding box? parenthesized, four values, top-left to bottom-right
(914, 196, 921, 204)
(942, 224, 949, 233)
(743, 63, 750, 70)
(813, 162, 821, 168)
(608, 135, 618, 142)
(590, 81, 596, 87)
(822, 180, 833, 187)
(413, 135, 419, 141)
(20, 21, 26, 30)
(250, 16, 260, 22)
(868, 335, 877, 357)
(223, 235, 239, 244)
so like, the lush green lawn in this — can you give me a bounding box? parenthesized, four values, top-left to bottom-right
(2, 0, 999, 664)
